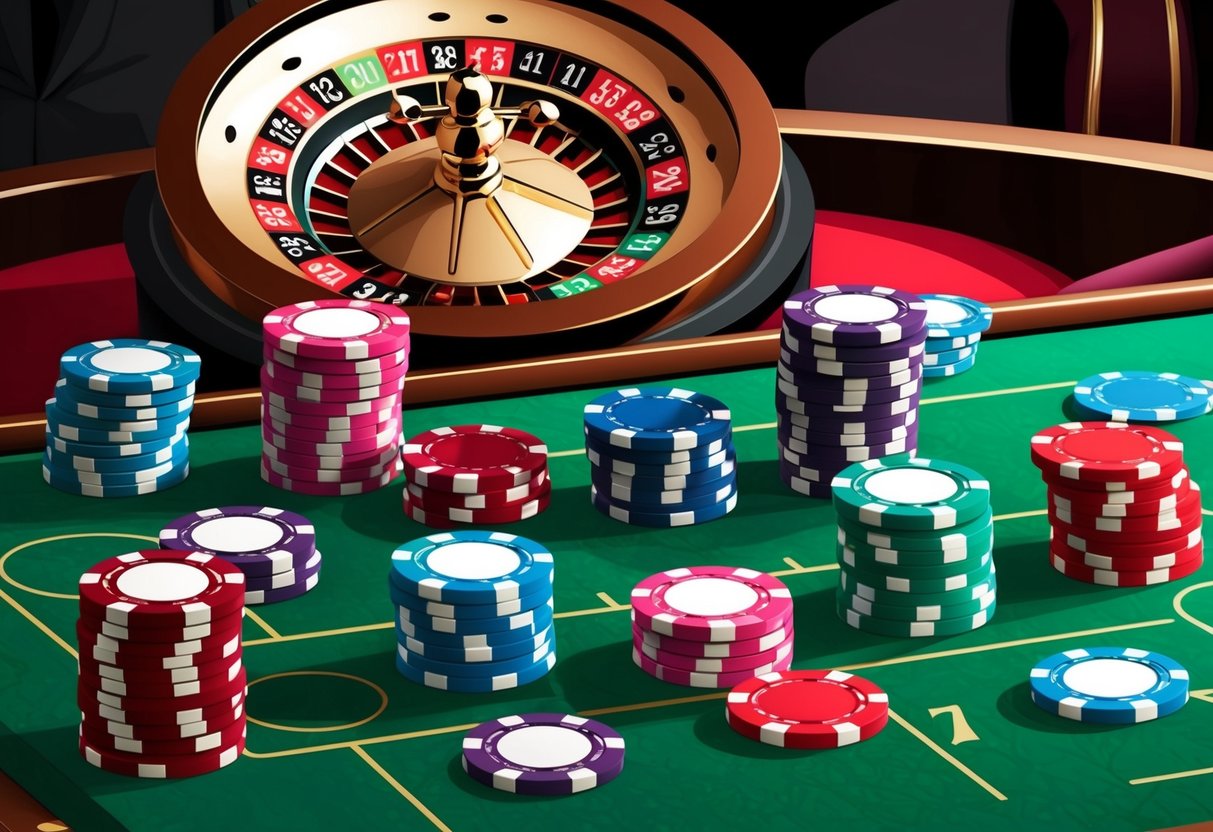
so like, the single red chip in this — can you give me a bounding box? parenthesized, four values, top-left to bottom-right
(401, 425, 548, 493)
(1030, 422, 1184, 484)
(726, 669, 889, 748)
(262, 299, 410, 360)
(1049, 546, 1204, 586)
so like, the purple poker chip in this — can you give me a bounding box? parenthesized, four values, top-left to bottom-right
(776, 391, 921, 420)
(778, 461, 837, 498)
(244, 551, 323, 592)
(778, 420, 914, 451)
(779, 347, 924, 379)
(782, 285, 928, 346)
(780, 326, 926, 363)
(159, 506, 317, 579)
(777, 360, 924, 392)
(779, 431, 917, 466)
(461, 713, 626, 795)
(776, 376, 921, 408)
(244, 556, 322, 605)
(780, 407, 917, 437)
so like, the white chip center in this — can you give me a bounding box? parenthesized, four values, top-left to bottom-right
(91, 347, 172, 374)
(115, 562, 209, 602)
(1063, 658, 1159, 698)
(293, 308, 381, 339)
(191, 516, 285, 553)
(428, 541, 522, 581)
(865, 468, 958, 505)
(665, 577, 759, 615)
(924, 298, 968, 325)
(814, 294, 899, 324)
(497, 725, 591, 768)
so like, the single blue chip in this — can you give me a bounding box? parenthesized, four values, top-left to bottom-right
(1029, 646, 1190, 724)
(583, 387, 731, 452)
(919, 294, 993, 339)
(1072, 371, 1212, 423)
(54, 376, 197, 408)
(922, 349, 978, 378)
(390, 532, 554, 605)
(59, 339, 201, 395)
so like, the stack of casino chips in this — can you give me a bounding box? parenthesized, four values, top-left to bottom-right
(43, 339, 199, 497)
(832, 454, 997, 637)
(777, 285, 927, 498)
(76, 550, 247, 778)
(1030, 421, 1203, 585)
(584, 387, 737, 527)
(400, 425, 550, 527)
(630, 566, 793, 688)
(159, 506, 322, 605)
(389, 531, 556, 692)
(918, 294, 993, 378)
(260, 299, 410, 496)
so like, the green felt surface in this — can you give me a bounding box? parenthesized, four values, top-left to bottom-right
(3, 312, 1213, 831)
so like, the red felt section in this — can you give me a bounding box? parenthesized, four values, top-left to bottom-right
(0, 244, 139, 417)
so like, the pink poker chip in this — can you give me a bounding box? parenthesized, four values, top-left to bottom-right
(262, 300, 411, 360)
(630, 566, 793, 643)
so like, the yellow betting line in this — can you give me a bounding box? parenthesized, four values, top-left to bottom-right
(350, 745, 453, 832)
(888, 709, 1007, 801)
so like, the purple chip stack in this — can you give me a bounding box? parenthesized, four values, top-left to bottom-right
(776, 284, 928, 497)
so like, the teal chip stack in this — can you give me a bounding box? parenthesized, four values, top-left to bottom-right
(43, 339, 200, 497)
(831, 454, 997, 637)
(389, 531, 556, 692)
(918, 294, 993, 377)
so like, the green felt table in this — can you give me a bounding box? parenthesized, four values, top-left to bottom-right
(3, 312, 1213, 832)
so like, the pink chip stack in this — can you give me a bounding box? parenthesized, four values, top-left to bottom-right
(260, 299, 411, 495)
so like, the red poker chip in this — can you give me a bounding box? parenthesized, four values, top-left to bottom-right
(78, 607, 245, 644)
(78, 551, 245, 628)
(263, 356, 408, 390)
(633, 645, 792, 688)
(1049, 485, 1201, 534)
(80, 703, 244, 742)
(1048, 471, 1191, 517)
(262, 299, 411, 360)
(1050, 535, 1203, 572)
(1049, 547, 1204, 586)
(263, 402, 398, 431)
(264, 345, 408, 375)
(401, 491, 551, 529)
(78, 656, 243, 700)
(263, 389, 402, 418)
(632, 619, 793, 659)
(630, 566, 793, 643)
(1030, 422, 1185, 485)
(79, 650, 242, 686)
(76, 621, 242, 664)
(1047, 508, 1202, 545)
(1050, 525, 1203, 558)
(260, 367, 405, 404)
(635, 629, 794, 673)
(404, 469, 549, 510)
(725, 669, 890, 749)
(401, 425, 548, 493)
(260, 462, 398, 496)
(80, 687, 247, 727)
(79, 731, 245, 779)
(79, 666, 247, 710)
(80, 712, 246, 757)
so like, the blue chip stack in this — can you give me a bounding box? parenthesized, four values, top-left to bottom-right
(583, 387, 737, 527)
(777, 285, 928, 498)
(918, 294, 993, 378)
(389, 531, 556, 692)
(43, 339, 201, 497)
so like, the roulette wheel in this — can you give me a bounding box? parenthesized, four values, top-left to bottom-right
(127, 0, 814, 370)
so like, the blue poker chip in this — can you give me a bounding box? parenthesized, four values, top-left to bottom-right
(45, 404, 190, 445)
(395, 610, 553, 650)
(922, 350, 978, 378)
(42, 447, 188, 487)
(925, 331, 981, 352)
(42, 460, 190, 498)
(922, 343, 976, 367)
(592, 470, 736, 506)
(44, 397, 189, 434)
(396, 638, 554, 678)
(590, 483, 737, 527)
(390, 532, 555, 605)
(397, 597, 555, 636)
(59, 339, 201, 395)
(390, 584, 553, 620)
(590, 452, 737, 492)
(44, 436, 190, 473)
(1071, 371, 1212, 423)
(583, 387, 731, 452)
(398, 625, 553, 664)
(919, 294, 993, 339)
(1029, 647, 1189, 724)
(584, 430, 732, 465)
(54, 377, 197, 408)
(395, 644, 557, 691)
(586, 445, 734, 479)
(44, 428, 187, 460)
(52, 380, 195, 422)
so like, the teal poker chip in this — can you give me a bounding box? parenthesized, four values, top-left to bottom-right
(836, 517, 993, 565)
(837, 538, 992, 577)
(919, 294, 994, 339)
(838, 548, 993, 594)
(390, 531, 554, 605)
(837, 582, 997, 622)
(838, 600, 995, 638)
(42, 460, 190, 498)
(583, 387, 731, 452)
(922, 349, 978, 378)
(923, 343, 976, 367)
(1072, 371, 1212, 423)
(839, 566, 997, 608)
(832, 455, 991, 531)
(837, 506, 994, 553)
(1029, 647, 1189, 724)
(925, 331, 981, 351)
(59, 339, 201, 395)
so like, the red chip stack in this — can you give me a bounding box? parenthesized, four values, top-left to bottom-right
(1029, 421, 1204, 585)
(76, 550, 247, 778)
(260, 299, 411, 495)
(399, 424, 551, 527)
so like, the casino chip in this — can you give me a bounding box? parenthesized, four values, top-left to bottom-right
(583, 387, 731, 451)
(76, 550, 247, 778)
(260, 300, 410, 495)
(831, 455, 996, 637)
(44, 340, 198, 497)
(726, 669, 889, 748)
(1030, 421, 1204, 584)
(390, 532, 557, 691)
(776, 286, 926, 498)
(1029, 647, 1189, 723)
(1071, 371, 1212, 423)
(462, 713, 625, 795)
(917, 294, 992, 377)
